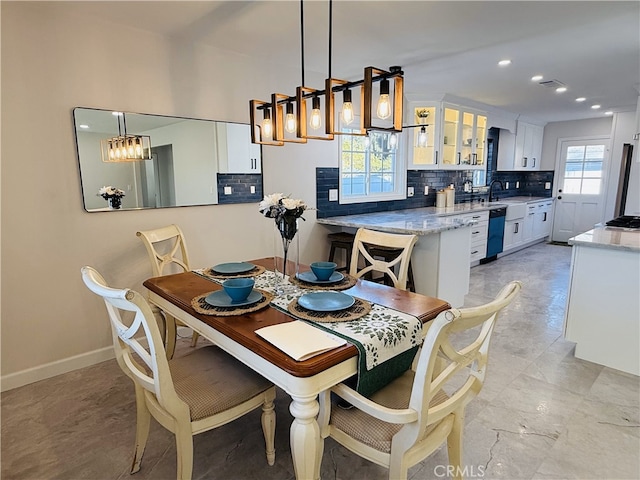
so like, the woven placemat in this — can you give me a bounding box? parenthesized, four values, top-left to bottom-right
(287, 297, 372, 323)
(191, 289, 274, 316)
(290, 273, 358, 291)
(201, 265, 266, 280)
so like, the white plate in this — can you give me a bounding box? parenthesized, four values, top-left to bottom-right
(297, 292, 355, 312)
(211, 262, 255, 274)
(205, 289, 262, 307)
(297, 271, 344, 284)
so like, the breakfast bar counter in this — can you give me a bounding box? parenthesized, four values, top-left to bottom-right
(317, 206, 506, 307)
(564, 227, 640, 375)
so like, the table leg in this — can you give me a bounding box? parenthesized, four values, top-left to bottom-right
(289, 395, 322, 480)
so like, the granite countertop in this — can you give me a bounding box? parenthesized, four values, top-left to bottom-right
(316, 205, 500, 235)
(569, 226, 640, 252)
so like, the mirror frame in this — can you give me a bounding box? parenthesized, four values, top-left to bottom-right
(73, 107, 263, 212)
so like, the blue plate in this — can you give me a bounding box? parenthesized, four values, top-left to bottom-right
(297, 271, 344, 284)
(212, 262, 255, 274)
(298, 291, 355, 312)
(205, 289, 262, 307)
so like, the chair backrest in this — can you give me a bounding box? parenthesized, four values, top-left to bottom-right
(136, 224, 191, 277)
(80, 266, 183, 411)
(349, 228, 418, 290)
(397, 280, 521, 450)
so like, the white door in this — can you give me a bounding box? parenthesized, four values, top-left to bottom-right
(552, 138, 609, 242)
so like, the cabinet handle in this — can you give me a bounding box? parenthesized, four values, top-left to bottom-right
(543, 212, 547, 221)
(473, 231, 480, 234)
(471, 250, 479, 255)
(457, 152, 461, 165)
(522, 157, 528, 167)
(532, 157, 536, 168)
(435, 150, 438, 164)
(472, 153, 477, 165)
(472, 215, 481, 219)
(514, 223, 519, 234)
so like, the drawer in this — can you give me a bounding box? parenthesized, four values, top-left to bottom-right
(470, 223, 488, 244)
(470, 243, 487, 262)
(460, 211, 489, 224)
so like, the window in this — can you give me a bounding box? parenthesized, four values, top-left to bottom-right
(562, 144, 605, 194)
(339, 125, 406, 204)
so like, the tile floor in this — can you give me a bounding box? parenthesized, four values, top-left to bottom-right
(2, 242, 639, 479)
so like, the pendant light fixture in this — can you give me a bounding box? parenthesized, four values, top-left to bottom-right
(100, 112, 151, 162)
(249, 0, 404, 146)
(417, 126, 428, 147)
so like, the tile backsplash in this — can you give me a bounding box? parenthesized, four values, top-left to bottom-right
(217, 173, 263, 204)
(316, 168, 554, 219)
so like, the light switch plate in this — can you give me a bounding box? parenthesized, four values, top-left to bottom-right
(516, 181, 520, 189)
(250, 185, 256, 194)
(224, 186, 232, 195)
(545, 182, 551, 189)
(424, 185, 429, 195)
(407, 187, 414, 197)
(505, 182, 509, 189)
(329, 189, 338, 201)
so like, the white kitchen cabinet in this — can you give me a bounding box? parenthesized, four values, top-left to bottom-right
(523, 204, 536, 242)
(502, 203, 526, 252)
(406, 102, 441, 169)
(533, 200, 554, 238)
(216, 123, 262, 173)
(497, 120, 544, 171)
(447, 211, 489, 264)
(441, 104, 487, 170)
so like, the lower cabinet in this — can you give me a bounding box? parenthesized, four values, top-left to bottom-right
(451, 211, 489, 264)
(503, 199, 554, 254)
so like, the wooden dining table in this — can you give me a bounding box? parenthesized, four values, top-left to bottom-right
(143, 257, 450, 480)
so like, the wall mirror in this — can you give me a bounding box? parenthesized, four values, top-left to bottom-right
(73, 107, 263, 212)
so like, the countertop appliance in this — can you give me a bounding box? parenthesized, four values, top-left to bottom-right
(484, 207, 506, 262)
(605, 215, 640, 229)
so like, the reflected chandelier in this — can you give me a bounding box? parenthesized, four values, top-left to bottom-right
(101, 112, 152, 162)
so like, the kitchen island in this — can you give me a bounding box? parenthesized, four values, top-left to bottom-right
(317, 204, 506, 307)
(564, 227, 640, 375)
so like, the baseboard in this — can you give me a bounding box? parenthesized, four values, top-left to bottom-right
(1, 346, 115, 392)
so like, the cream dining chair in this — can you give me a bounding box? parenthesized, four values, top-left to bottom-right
(349, 228, 418, 291)
(136, 224, 199, 357)
(317, 281, 521, 480)
(81, 266, 276, 480)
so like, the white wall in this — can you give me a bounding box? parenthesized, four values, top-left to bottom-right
(0, 2, 334, 389)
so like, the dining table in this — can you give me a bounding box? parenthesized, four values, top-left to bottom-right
(143, 257, 450, 480)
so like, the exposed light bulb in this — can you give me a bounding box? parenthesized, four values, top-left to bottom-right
(310, 96, 322, 130)
(389, 132, 398, 149)
(127, 138, 135, 157)
(284, 102, 296, 133)
(109, 142, 115, 160)
(119, 139, 127, 159)
(364, 132, 371, 149)
(135, 138, 142, 156)
(262, 108, 273, 139)
(417, 126, 428, 147)
(377, 78, 391, 120)
(341, 89, 354, 125)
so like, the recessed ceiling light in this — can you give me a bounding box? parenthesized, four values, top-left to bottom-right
(604, 111, 614, 115)
(591, 104, 601, 110)
(555, 87, 567, 93)
(498, 59, 512, 67)
(575, 97, 586, 102)
(531, 75, 543, 81)
(79, 124, 90, 129)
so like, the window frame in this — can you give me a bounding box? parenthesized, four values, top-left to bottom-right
(338, 124, 407, 205)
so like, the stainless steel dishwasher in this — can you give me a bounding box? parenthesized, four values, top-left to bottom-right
(484, 207, 506, 262)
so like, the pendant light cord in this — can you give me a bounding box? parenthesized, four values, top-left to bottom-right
(300, 0, 305, 86)
(328, 0, 332, 79)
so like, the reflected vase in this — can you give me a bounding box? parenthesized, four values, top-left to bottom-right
(273, 217, 300, 295)
(108, 196, 122, 210)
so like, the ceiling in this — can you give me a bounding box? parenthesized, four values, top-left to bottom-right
(64, 1, 639, 124)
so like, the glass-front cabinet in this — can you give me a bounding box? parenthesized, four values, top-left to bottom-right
(406, 100, 487, 170)
(442, 103, 487, 169)
(406, 102, 441, 168)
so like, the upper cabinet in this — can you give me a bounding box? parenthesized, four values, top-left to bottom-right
(497, 120, 544, 171)
(406, 101, 487, 171)
(217, 123, 262, 174)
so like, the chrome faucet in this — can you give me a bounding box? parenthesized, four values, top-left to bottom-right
(488, 180, 504, 202)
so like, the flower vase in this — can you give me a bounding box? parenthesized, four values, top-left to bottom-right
(273, 218, 300, 295)
(108, 196, 122, 210)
